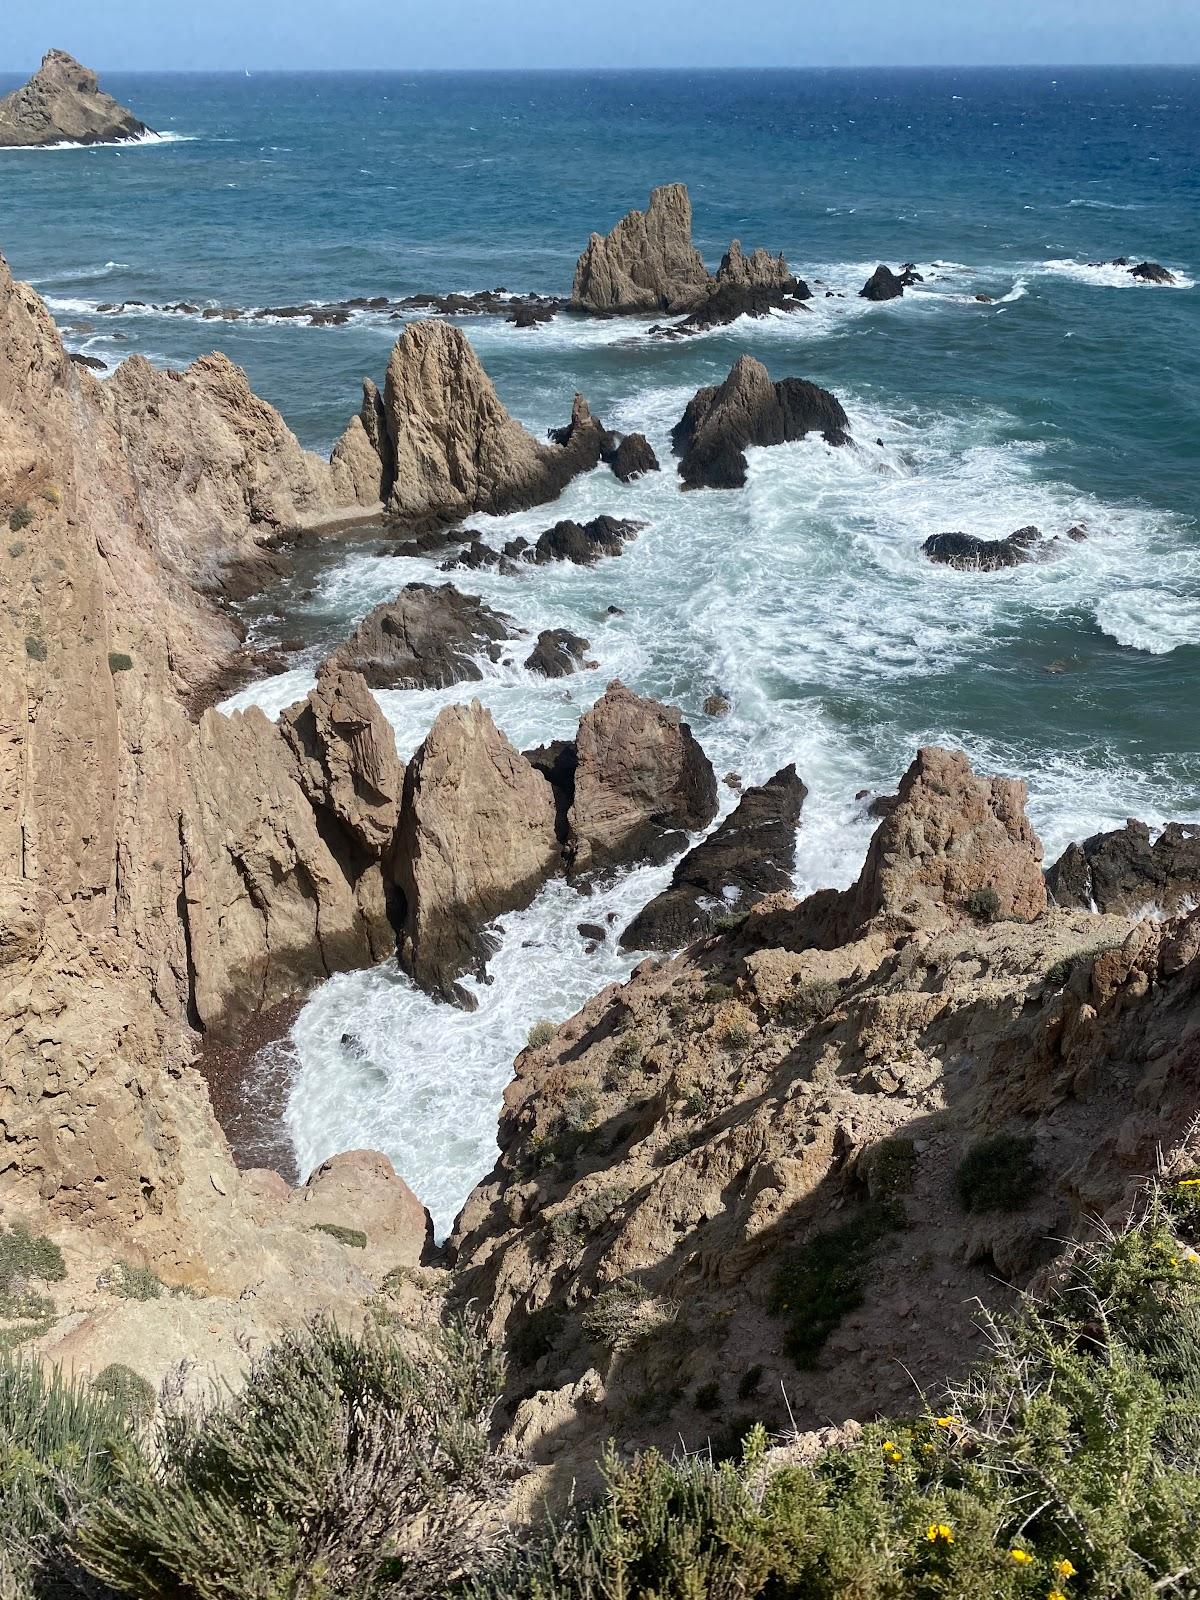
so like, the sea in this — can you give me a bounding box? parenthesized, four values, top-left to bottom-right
(3, 67, 1197, 1231)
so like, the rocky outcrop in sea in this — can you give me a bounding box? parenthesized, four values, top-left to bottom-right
(0, 49, 151, 147)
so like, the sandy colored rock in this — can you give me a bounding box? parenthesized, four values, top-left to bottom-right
(569, 681, 718, 870)
(290, 1149, 433, 1269)
(570, 183, 712, 313)
(323, 582, 517, 689)
(852, 746, 1047, 927)
(672, 355, 851, 490)
(396, 701, 560, 1002)
(102, 351, 367, 598)
(381, 322, 603, 526)
(715, 240, 794, 290)
(0, 49, 150, 148)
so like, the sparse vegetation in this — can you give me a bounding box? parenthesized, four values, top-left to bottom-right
(526, 1018, 555, 1050)
(547, 1182, 631, 1254)
(865, 1135, 919, 1199)
(8, 503, 32, 532)
(956, 1132, 1040, 1213)
(775, 977, 842, 1026)
(7, 540, 25, 557)
(581, 1279, 679, 1353)
(23, 635, 46, 662)
(966, 883, 1001, 922)
(91, 1364, 156, 1424)
(107, 651, 134, 673)
(0, 1223, 66, 1350)
(737, 1362, 764, 1400)
(98, 1261, 164, 1301)
(692, 1379, 720, 1412)
(769, 1198, 905, 1368)
(1045, 942, 1122, 988)
(509, 1303, 566, 1370)
(311, 1221, 368, 1249)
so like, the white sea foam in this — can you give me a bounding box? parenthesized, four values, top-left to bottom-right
(1093, 588, 1198, 655)
(0, 130, 195, 152)
(1035, 257, 1194, 290)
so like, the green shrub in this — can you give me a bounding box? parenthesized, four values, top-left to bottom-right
(527, 1018, 555, 1050)
(865, 1135, 918, 1199)
(736, 1363, 764, 1400)
(0, 1223, 66, 1347)
(107, 651, 134, 673)
(581, 1280, 678, 1354)
(92, 1364, 156, 1425)
(548, 1183, 631, 1254)
(73, 1316, 508, 1600)
(8, 540, 25, 557)
(769, 1199, 905, 1368)
(774, 978, 841, 1027)
(693, 1379, 720, 1412)
(956, 1133, 1040, 1213)
(8, 503, 32, 532)
(24, 635, 46, 663)
(311, 1221, 368, 1249)
(99, 1261, 164, 1301)
(966, 884, 1001, 922)
(1045, 942, 1122, 988)
(0, 1353, 139, 1596)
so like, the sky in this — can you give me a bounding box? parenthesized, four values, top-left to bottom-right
(3, 0, 1199, 71)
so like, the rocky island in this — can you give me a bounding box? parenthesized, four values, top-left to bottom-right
(0, 49, 152, 147)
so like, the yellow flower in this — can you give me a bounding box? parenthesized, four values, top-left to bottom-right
(926, 1522, 954, 1544)
(934, 1415, 956, 1428)
(1176, 1177, 1200, 1187)
(1010, 1548, 1034, 1564)
(1053, 1559, 1077, 1579)
(1048, 1591, 1068, 1600)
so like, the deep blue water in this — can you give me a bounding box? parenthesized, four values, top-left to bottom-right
(3, 70, 1198, 1220)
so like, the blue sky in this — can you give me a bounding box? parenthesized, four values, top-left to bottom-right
(5, 0, 1199, 70)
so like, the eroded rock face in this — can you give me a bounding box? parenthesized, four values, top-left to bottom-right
(322, 583, 516, 689)
(569, 681, 718, 870)
(1047, 820, 1200, 917)
(395, 702, 561, 1003)
(658, 241, 813, 336)
(0, 49, 150, 147)
(381, 323, 603, 526)
(1130, 261, 1176, 284)
(923, 527, 1042, 571)
(852, 746, 1047, 929)
(570, 183, 712, 314)
(672, 355, 851, 490)
(102, 351, 363, 596)
(621, 764, 807, 950)
(859, 264, 913, 301)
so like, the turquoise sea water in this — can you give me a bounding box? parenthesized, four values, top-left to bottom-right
(4, 69, 1198, 1226)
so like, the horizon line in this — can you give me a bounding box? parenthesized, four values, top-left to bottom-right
(4, 60, 1200, 75)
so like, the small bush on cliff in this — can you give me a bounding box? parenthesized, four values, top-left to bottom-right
(8, 504, 32, 532)
(0, 1223, 66, 1348)
(581, 1280, 678, 1354)
(107, 651, 133, 673)
(73, 1316, 511, 1600)
(99, 1261, 164, 1301)
(769, 1198, 905, 1368)
(92, 1364, 157, 1425)
(526, 1018, 555, 1050)
(956, 1132, 1040, 1213)
(311, 1221, 368, 1249)
(966, 884, 1001, 922)
(23, 635, 46, 663)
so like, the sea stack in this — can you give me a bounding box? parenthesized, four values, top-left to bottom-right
(0, 49, 152, 147)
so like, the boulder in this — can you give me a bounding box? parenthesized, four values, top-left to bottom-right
(603, 432, 660, 482)
(395, 702, 561, 1002)
(381, 323, 605, 526)
(1046, 820, 1200, 917)
(503, 514, 642, 567)
(524, 629, 591, 679)
(859, 265, 906, 301)
(0, 49, 151, 147)
(1130, 261, 1176, 284)
(322, 583, 516, 690)
(923, 526, 1042, 571)
(569, 681, 718, 870)
(672, 355, 850, 490)
(715, 240, 796, 291)
(621, 765, 807, 950)
(291, 1150, 434, 1269)
(330, 376, 393, 505)
(852, 747, 1047, 928)
(570, 183, 712, 313)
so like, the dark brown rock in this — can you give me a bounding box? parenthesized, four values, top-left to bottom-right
(1046, 820, 1200, 917)
(923, 526, 1043, 571)
(672, 355, 850, 490)
(524, 629, 591, 679)
(620, 765, 807, 950)
(322, 583, 516, 690)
